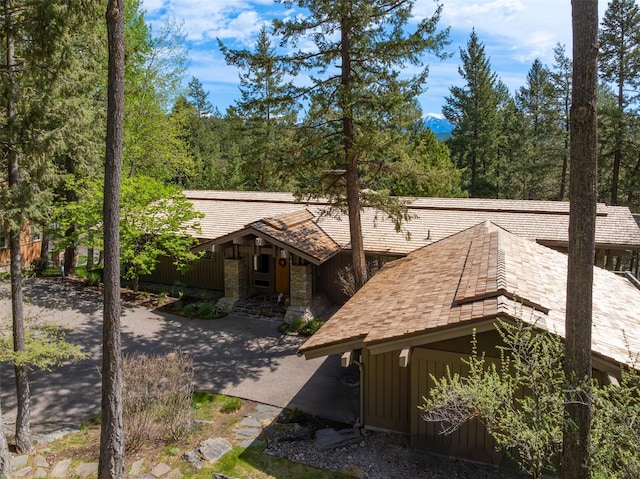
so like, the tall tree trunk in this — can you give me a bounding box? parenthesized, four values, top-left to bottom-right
(98, 0, 125, 477)
(5, 0, 33, 454)
(341, 13, 367, 291)
(39, 225, 50, 265)
(64, 155, 78, 275)
(564, 1, 598, 477)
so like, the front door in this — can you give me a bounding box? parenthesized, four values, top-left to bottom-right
(275, 256, 290, 295)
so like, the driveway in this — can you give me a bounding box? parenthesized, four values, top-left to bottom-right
(0, 278, 359, 434)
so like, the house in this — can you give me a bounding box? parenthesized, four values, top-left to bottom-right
(144, 190, 640, 318)
(298, 221, 640, 465)
(0, 224, 42, 272)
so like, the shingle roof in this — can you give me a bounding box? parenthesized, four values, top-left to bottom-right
(299, 221, 640, 369)
(250, 210, 341, 264)
(184, 190, 640, 256)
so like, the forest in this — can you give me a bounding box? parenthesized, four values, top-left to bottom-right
(3, 0, 640, 270)
(0, 0, 633, 476)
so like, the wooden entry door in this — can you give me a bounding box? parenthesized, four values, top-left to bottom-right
(275, 257, 290, 295)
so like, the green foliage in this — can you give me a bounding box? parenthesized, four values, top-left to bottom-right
(444, 30, 506, 198)
(197, 302, 214, 318)
(279, 319, 324, 337)
(57, 176, 203, 289)
(0, 316, 89, 372)
(220, 396, 243, 414)
(420, 317, 640, 478)
(591, 355, 640, 478)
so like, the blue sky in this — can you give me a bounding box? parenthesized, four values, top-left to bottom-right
(141, 0, 609, 117)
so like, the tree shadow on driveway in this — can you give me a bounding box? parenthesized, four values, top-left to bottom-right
(0, 278, 317, 433)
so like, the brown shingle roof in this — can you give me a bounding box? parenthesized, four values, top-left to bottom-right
(250, 210, 341, 264)
(299, 221, 640, 369)
(184, 191, 640, 255)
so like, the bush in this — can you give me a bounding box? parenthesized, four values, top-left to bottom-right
(86, 268, 103, 286)
(198, 302, 214, 318)
(220, 396, 242, 413)
(123, 351, 195, 452)
(279, 318, 324, 337)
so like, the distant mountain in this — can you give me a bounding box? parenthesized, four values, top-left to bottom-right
(422, 114, 454, 141)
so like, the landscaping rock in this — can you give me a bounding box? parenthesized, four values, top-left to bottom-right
(77, 462, 99, 478)
(50, 458, 72, 478)
(314, 427, 361, 451)
(264, 423, 313, 445)
(150, 462, 172, 477)
(182, 449, 202, 470)
(130, 459, 145, 476)
(35, 454, 50, 468)
(11, 455, 29, 469)
(198, 437, 232, 463)
(164, 468, 184, 479)
(12, 467, 32, 477)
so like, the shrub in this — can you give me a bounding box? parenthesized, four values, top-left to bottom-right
(86, 268, 103, 286)
(198, 302, 214, 318)
(123, 351, 195, 452)
(220, 396, 242, 413)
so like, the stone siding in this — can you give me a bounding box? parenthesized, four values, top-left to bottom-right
(290, 263, 312, 306)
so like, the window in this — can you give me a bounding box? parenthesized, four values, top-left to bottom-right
(0, 231, 6, 249)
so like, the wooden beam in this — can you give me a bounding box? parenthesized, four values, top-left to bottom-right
(341, 350, 353, 368)
(399, 347, 411, 368)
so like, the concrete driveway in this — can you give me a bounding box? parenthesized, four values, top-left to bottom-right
(0, 278, 359, 433)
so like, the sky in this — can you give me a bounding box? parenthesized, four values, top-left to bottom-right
(141, 0, 610, 118)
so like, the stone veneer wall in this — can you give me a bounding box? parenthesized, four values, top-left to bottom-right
(224, 257, 248, 300)
(290, 263, 313, 306)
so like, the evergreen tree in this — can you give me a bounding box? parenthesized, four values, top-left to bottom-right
(1, 0, 95, 453)
(221, 26, 298, 191)
(274, 0, 449, 290)
(100, 0, 125, 475)
(187, 76, 213, 118)
(444, 30, 503, 198)
(599, 0, 640, 205)
(564, 0, 598, 476)
(514, 59, 562, 199)
(550, 43, 572, 200)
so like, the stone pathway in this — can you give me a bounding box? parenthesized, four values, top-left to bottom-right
(231, 403, 283, 448)
(8, 403, 283, 478)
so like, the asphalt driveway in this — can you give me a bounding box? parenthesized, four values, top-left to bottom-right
(0, 278, 359, 434)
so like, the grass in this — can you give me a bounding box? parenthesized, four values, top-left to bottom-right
(33, 392, 351, 479)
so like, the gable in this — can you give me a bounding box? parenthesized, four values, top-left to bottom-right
(300, 221, 640, 370)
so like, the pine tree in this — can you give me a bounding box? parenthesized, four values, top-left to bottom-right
(444, 30, 504, 198)
(514, 59, 563, 199)
(1, 0, 95, 454)
(274, 0, 449, 290)
(599, 0, 640, 205)
(187, 76, 213, 118)
(99, 0, 125, 476)
(564, 0, 598, 476)
(220, 26, 298, 191)
(550, 44, 572, 200)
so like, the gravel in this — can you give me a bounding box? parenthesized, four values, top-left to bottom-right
(264, 429, 527, 479)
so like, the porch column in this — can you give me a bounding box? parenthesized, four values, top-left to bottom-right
(290, 263, 312, 306)
(217, 257, 247, 312)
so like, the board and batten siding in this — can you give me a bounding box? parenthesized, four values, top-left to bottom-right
(142, 254, 224, 291)
(410, 347, 503, 465)
(362, 348, 411, 433)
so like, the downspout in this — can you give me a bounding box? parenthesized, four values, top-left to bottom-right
(353, 354, 364, 429)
